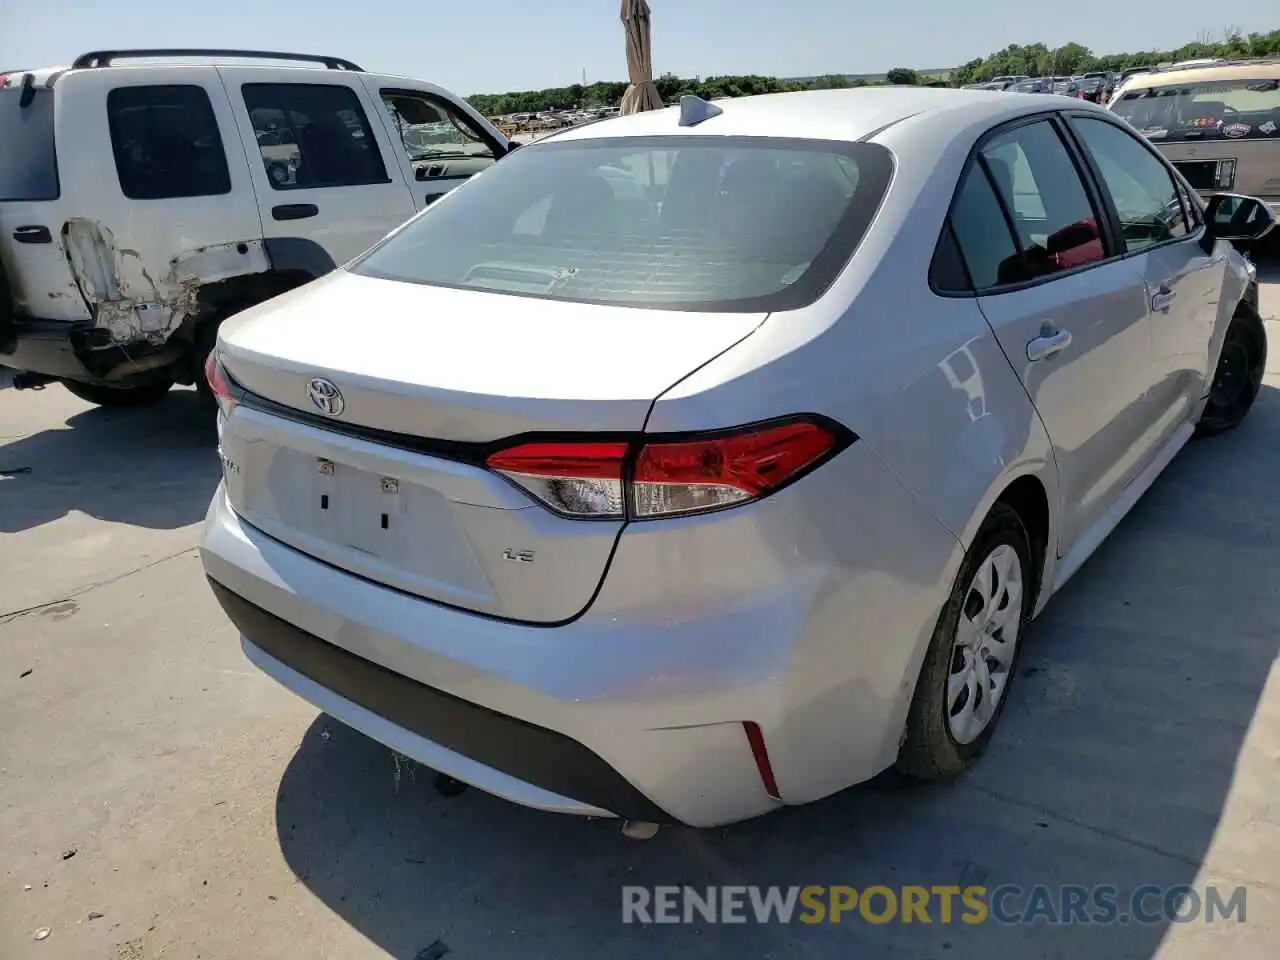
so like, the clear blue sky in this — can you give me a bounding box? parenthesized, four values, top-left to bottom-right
(2, 1, 1275, 95)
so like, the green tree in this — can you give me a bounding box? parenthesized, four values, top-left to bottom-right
(466, 29, 1280, 111)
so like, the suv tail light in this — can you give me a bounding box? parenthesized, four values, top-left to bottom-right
(204, 352, 236, 418)
(485, 417, 852, 521)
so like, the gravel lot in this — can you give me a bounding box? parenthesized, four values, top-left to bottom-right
(2, 261, 1279, 959)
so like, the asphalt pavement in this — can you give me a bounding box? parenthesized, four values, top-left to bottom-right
(2, 260, 1279, 959)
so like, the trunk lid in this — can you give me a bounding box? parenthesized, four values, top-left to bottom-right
(218, 270, 765, 439)
(217, 269, 765, 623)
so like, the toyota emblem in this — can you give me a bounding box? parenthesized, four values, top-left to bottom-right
(306, 378, 345, 416)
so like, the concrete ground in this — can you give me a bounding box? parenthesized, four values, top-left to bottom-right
(2, 261, 1280, 960)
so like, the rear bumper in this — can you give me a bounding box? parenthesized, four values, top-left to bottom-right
(0, 317, 181, 383)
(200, 431, 963, 827)
(208, 576, 672, 823)
(1, 318, 93, 380)
(201, 487, 788, 826)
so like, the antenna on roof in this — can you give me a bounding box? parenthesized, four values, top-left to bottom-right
(678, 95, 723, 127)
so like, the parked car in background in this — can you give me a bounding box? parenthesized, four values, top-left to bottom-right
(1108, 61, 1280, 223)
(1008, 79, 1054, 94)
(1077, 77, 1107, 103)
(1052, 78, 1085, 98)
(0, 49, 513, 406)
(202, 87, 1273, 829)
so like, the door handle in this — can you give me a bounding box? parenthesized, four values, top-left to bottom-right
(1027, 326, 1072, 362)
(12, 225, 52, 244)
(423, 193, 442, 207)
(271, 203, 319, 222)
(1151, 286, 1176, 313)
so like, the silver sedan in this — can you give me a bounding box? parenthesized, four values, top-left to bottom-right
(200, 87, 1274, 828)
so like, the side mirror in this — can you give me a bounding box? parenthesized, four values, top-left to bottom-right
(1204, 193, 1277, 243)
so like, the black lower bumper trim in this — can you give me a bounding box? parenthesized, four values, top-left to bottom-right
(207, 578, 675, 824)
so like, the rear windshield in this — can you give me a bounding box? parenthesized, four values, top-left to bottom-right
(0, 87, 58, 201)
(1111, 77, 1280, 142)
(352, 135, 894, 312)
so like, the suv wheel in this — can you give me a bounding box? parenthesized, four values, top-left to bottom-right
(63, 379, 173, 408)
(0, 260, 15, 353)
(193, 320, 222, 410)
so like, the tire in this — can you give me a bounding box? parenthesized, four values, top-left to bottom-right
(63, 378, 173, 408)
(897, 502, 1034, 780)
(1195, 309, 1266, 438)
(0, 258, 15, 353)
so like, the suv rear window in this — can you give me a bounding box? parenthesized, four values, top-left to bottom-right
(352, 135, 894, 312)
(1112, 77, 1280, 142)
(0, 88, 59, 201)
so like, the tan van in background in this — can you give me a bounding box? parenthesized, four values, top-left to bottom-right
(1108, 61, 1280, 224)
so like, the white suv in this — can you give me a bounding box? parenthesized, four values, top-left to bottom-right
(0, 48, 513, 406)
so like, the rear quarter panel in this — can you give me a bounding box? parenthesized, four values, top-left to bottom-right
(639, 106, 1065, 791)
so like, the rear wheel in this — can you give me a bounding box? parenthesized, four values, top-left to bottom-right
(0, 259, 15, 353)
(1195, 310, 1266, 438)
(63, 379, 173, 408)
(897, 502, 1033, 780)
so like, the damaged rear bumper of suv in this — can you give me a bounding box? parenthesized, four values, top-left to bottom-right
(1, 316, 186, 387)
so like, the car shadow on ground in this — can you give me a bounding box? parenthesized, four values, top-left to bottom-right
(0, 388, 219, 534)
(274, 386, 1280, 960)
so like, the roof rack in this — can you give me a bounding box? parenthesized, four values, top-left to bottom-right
(71, 49, 363, 71)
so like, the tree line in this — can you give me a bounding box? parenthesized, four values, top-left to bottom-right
(466, 28, 1280, 115)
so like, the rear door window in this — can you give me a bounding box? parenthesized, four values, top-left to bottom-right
(107, 85, 231, 200)
(0, 87, 59, 201)
(977, 119, 1106, 282)
(351, 136, 893, 312)
(949, 164, 1020, 291)
(1069, 116, 1190, 251)
(242, 83, 389, 190)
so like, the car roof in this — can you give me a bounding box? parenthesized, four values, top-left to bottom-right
(1122, 61, 1280, 89)
(0, 66, 70, 88)
(2, 60, 472, 105)
(540, 87, 1062, 145)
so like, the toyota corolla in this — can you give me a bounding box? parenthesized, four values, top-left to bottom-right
(200, 88, 1274, 828)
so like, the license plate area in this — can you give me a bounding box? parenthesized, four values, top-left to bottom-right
(310, 456, 406, 558)
(237, 441, 492, 601)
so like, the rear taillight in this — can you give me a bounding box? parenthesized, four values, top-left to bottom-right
(485, 441, 628, 518)
(204, 351, 236, 418)
(484, 417, 850, 521)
